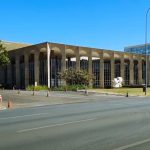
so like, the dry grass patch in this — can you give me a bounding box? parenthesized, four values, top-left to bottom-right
(89, 88, 150, 96)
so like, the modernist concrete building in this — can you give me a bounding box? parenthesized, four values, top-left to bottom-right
(0, 41, 148, 89)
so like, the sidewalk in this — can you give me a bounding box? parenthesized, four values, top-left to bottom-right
(0, 89, 127, 111)
(0, 103, 6, 110)
(0, 90, 96, 110)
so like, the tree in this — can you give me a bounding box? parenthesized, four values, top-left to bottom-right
(0, 41, 10, 65)
(60, 68, 93, 86)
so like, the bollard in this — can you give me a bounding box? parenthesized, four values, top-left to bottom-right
(17, 89, 20, 94)
(32, 90, 35, 96)
(32, 86, 35, 96)
(85, 89, 88, 96)
(126, 92, 128, 97)
(65, 87, 67, 92)
(0, 95, 2, 103)
(46, 90, 49, 97)
(8, 100, 12, 108)
(76, 87, 78, 92)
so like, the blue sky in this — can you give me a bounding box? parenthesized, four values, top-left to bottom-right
(0, 0, 150, 51)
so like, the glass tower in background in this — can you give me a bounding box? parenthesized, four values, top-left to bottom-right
(124, 44, 150, 55)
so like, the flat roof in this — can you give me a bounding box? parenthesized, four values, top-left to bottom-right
(1, 40, 31, 51)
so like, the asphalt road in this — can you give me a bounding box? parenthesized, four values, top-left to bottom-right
(1, 95, 150, 150)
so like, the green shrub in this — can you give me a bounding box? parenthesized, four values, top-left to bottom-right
(26, 85, 48, 91)
(60, 68, 93, 86)
(52, 86, 66, 91)
(51, 84, 87, 91)
(26, 84, 87, 91)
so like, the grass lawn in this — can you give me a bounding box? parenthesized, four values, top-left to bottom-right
(89, 87, 150, 96)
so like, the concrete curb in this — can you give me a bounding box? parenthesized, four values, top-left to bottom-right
(78, 90, 148, 97)
(0, 106, 7, 111)
(77, 90, 125, 97)
(0, 90, 146, 111)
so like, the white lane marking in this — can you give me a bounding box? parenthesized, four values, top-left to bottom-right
(113, 138, 150, 150)
(17, 117, 97, 133)
(0, 113, 48, 120)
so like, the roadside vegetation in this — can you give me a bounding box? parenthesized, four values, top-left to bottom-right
(52, 84, 86, 91)
(60, 68, 93, 86)
(26, 85, 48, 91)
(0, 41, 10, 65)
(26, 68, 149, 96)
(26, 85, 86, 91)
(26, 68, 91, 91)
(89, 87, 149, 96)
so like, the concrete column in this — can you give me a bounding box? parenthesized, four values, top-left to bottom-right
(138, 57, 143, 85)
(34, 50, 40, 86)
(61, 46, 66, 85)
(15, 55, 20, 88)
(47, 43, 51, 88)
(24, 52, 29, 88)
(61, 46, 66, 72)
(111, 53, 115, 87)
(76, 47, 80, 71)
(7, 63, 12, 85)
(121, 55, 124, 85)
(130, 57, 134, 85)
(88, 50, 92, 87)
(100, 53, 104, 88)
(68, 57, 71, 68)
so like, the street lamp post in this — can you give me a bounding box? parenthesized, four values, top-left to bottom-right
(145, 8, 150, 95)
